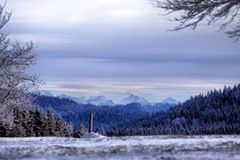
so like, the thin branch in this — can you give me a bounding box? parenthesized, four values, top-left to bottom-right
(152, 0, 240, 40)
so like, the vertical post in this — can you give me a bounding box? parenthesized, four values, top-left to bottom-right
(89, 112, 93, 133)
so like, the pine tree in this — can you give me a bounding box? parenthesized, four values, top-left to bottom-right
(12, 107, 26, 137)
(63, 123, 73, 137)
(46, 108, 55, 136)
(33, 108, 43, 136)
(55, 114, 64, 136)
(24, 110, 36, 137)
(74, 123, 85, 138)
(0, 122, 6, 137)
(40, 113, 49, 136)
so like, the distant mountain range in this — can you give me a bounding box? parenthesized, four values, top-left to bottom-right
(58, 94, 114, 106)
(33, 90, 178, 106)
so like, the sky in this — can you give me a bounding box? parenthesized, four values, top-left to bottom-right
(3, 0, 240, 102)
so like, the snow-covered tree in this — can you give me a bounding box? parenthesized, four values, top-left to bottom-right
(63, 123, 74, 137)
(55, 114, 64, 136)
(74, 123, 85, 138)
(33, 107, 43, 136)
(46, 108, 55, 136)
(0, 4, 39, 128)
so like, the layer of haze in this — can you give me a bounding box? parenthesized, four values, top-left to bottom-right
(4, 0, 240, 102)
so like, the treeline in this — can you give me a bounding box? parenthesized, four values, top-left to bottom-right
(33, 96, 151, 131)
(33, 95, 173, 131)
(107, 84, 240, 136)
(0, 107, 85, 137)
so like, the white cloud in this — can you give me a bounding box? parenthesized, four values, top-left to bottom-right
(111, 9, 142, 18)
(5, 0, 155, 27)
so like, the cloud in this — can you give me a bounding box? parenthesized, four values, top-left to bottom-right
(5, 0, 154, 26)
(3, 0, 240, 101)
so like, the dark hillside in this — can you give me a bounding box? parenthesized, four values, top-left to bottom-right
(107, 84, 240, 136)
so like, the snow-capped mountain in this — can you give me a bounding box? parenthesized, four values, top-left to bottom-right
(119, 94, 150, 105)
(161, 97, 178, 105)
(59, 94, 113, 106)
(88, 96, 114, 106)
(33, 90, 178, 106)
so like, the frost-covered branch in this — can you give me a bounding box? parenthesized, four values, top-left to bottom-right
(153, 0, 240, 40)
(0, 4, 39, 127)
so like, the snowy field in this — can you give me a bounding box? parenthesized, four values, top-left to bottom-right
(0, 135, 240, 160)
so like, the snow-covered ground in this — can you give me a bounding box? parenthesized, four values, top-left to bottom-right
(0, 135, 240, 160)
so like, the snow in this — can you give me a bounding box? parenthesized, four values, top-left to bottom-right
(0, 135, 240, 160)
(59, 95, 114, 106)
(87, 96, 114, 106)
(119, 94, 150, 105)
(81, 132, 106, 138)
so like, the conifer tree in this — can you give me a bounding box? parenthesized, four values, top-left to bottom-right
(33, 108, 43, 136)
(12, 107, 26, 137)
(63, 123, 73, 137)
(74, 123, 85, 138)
(24, 110, 35, 137)
(46, 108, 55, 136)
(55, 114, 64, 136)
(40, 113, 49, 136)
(0, 122, 6, 137)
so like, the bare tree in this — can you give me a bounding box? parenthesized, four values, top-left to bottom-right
(0, 4, 39, 128)
(153, 0, 240, 40)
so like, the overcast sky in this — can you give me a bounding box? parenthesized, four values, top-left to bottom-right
(4, 0, 240, 102)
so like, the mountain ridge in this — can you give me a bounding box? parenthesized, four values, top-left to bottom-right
(34, 90, 178, 106)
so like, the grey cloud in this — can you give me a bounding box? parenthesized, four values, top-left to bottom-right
(31, 55, 240, 82)
(5, 0, 240, 101)
(36, 45, 240, 67)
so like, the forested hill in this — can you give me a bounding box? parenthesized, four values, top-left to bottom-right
(107, 84, 240, 136)
(33, 95, 173, 131)
(33, 96, 148, 131)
